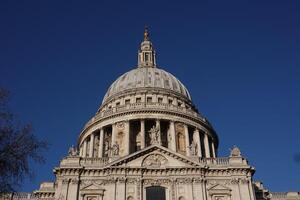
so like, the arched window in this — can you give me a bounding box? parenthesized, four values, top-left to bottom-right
(127, 196, 134, 200)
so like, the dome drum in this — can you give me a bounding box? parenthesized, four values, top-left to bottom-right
(99, 86, 194, 113)
(78, 116, 218, 160)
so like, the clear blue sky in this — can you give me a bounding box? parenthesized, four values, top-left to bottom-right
(1, 0, 299, 192)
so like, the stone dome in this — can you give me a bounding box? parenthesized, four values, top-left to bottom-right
(102, 67, 191, 103)
(78, 28, 218, 163)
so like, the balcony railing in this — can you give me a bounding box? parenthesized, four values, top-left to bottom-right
(85, 102, 204, 128)
(80, 157, 109, 166)
(200, 157, 230, 166)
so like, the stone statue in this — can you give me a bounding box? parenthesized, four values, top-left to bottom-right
(167, 130, 172, 143)
(189, 140, 197, 156)
(112, 144, 119, 156)
(104, 140, 110, 156)
(149, 125, 161, 145)
(230, 145, 241, 157)
(68, 145, 78, 156)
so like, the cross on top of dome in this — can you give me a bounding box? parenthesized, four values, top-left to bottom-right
(138, 27, 157, 68)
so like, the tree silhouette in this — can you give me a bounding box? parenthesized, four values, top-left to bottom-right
(0, 88, 48, 194)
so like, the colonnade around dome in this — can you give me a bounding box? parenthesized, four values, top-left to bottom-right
(79, 118, 217, 159)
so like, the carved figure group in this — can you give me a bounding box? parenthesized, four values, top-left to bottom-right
(112, 144, 119, 156)
(149, 125, 161, 145)
(68, 145, 78, 156)
(189, 140, 198, 156)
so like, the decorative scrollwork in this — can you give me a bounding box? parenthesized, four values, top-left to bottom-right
(116, 122, 125, 130)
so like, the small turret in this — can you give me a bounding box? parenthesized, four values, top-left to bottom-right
(138, 27, 157, 68)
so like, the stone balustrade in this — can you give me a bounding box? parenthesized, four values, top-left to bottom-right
(0, 193, 37, 200)
(200, 157, 230, 166)
(84, 102, 204, 129)
(80, 157, 109, 166)
(271, 192, 300, 200)
(271, 192, 288, 199)
(78, 156, 230, 167)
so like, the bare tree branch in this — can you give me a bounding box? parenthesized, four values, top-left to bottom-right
(0, 87, 48, 194)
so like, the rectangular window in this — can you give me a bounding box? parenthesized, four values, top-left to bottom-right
(168, 99, 173, 105)
(116, 102, 120, 107)
(125, 99, 130, 105)
(147, 97, 152, 103)
(145, 52, 149, 61)
(136, 97, 141, 103)
(158, 97, 163, 103)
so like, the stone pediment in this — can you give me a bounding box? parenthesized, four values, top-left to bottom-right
(208, 184, 231, 191)
(81, 183, 103, 191)
(80, 183, 105, 197)
(108, 145, 202, 168)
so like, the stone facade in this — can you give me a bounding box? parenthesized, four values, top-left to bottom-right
(8, 29, 299, 200)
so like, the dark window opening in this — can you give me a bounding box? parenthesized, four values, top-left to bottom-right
(125, 99, 130, 105)
(136, 97, 142, 103)
(146, 186, 166, 200)
(147, 97, 152, 103)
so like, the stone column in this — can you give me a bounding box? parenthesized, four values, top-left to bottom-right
(140, 119, 145, 148)
(169, 121, 176, 151)
(83, 140, 87, 157)
(204, 133, 210, 158)
(112, 123, 116, 146)
(89, 133, 94, 158)
(184, 124, 190, 156)
(98, 128, 104, 157)
(156, 119, 161, 145)
(198, 132, 203, 157)
(194, 129, 202, 157)
(212, 142, 216, 158)
(125, 120, 130, 155)
(79, 145, 83, 157)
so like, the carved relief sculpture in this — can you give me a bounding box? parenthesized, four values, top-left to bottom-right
(142, 154, 167, 168)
